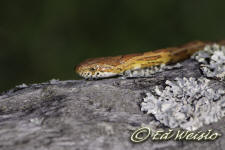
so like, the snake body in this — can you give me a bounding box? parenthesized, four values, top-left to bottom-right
(75, 40, 225, 79)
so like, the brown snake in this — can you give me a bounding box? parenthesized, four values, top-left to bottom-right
(75, 40, 225, 79)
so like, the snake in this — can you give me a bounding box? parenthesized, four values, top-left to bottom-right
(75, 40, 225, 79)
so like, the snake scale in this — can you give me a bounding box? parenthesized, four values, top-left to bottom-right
(75, 40, 225, 79)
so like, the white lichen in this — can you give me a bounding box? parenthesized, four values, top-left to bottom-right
(49, 79, 60, 84)
(123, 63, 182, 78)
(15, 83, 28, 88)
(192, 44, 225, 80)
(141, 77, 225, 130)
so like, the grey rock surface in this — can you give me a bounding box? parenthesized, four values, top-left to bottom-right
(0, 59, 225, 150)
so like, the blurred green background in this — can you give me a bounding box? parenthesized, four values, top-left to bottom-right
(0, 0, 225, 93)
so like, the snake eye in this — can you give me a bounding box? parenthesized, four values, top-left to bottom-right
(96, 72, 100, 75)
(89, 68, 95, 71)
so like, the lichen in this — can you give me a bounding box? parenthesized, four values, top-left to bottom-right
(192, 44, 225, 80)
(49, 78, 60, 84)
(15, 83, 28, 88)
(123, 63, 182, 78)
(141, 77, 225, 130)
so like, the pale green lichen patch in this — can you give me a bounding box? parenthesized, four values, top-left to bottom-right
(192, 44, 225, 80)
(141, 77, 225, 130)
(123, 63, 182, 78)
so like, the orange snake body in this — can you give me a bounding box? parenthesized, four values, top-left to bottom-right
(75, 40, 225, 79)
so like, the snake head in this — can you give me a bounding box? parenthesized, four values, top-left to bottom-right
(75, 57, 118, 79)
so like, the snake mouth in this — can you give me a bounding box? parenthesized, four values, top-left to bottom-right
(78, 71, 92, 79)
(80, 71, 118, 80)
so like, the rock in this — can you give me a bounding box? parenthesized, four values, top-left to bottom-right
(0, 59, 225, 150)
